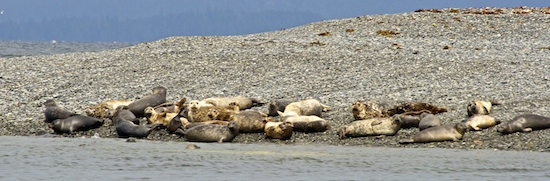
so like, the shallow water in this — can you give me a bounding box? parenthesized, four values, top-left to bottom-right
(0, 136, 548, 181)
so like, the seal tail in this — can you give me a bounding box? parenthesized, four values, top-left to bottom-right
(251, 98, 266, 106)
(490, 100, 501, 106)
(398, 138, 415, 144)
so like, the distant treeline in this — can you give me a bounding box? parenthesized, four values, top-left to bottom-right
(0, 10, 323, 42)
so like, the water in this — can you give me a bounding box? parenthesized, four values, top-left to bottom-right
(0, 136, 548, 181)
(0, 41, 134, 58)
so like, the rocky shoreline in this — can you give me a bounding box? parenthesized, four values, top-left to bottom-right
(1, 7, 549, 151)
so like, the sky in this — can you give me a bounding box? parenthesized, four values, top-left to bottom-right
(0, 0, 548, 42)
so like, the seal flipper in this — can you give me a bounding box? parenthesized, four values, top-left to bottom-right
(522, 128, 533, 132)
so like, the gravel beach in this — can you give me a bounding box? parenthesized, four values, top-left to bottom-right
(1, 7, 549, 151)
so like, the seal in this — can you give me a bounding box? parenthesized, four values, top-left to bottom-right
(183, 121, 239, 142)
(181, 119, 229, 130)
(144, 106, 178, 126)
(85, 99, 133, 118)
(467, 100, 501, 117)
(280, 98, 330, 117)
(394, 112, 430, 128)
(188, 102, 239, 122)
(279, 115, 331, 133)
(43, 99, 79, 123)
(229, 110, 274, 133)
(127, 86, 168, 117)
(267, 98, 297, 116)
(206, 102, 240, 121)
(463, 114, 500, 131)
(104, 105, 140, 125)
(203, 96, 265, 110)
(418, 113, 442, 131)
(188, 100, 214, 108)
(48, 115, 104, 134)
(110, 105, 163, 138)
(337, 116, 402, 139)
(387, 102, 448, 116)
(496, 114, 550, 134)
(399, 123, 468, 143)
(264, 121, 293, 140)
(351, 100, 393, 120)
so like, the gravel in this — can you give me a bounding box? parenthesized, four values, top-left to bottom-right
(1, 7, 549, 151)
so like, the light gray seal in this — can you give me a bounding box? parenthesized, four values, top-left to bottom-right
(418, 113, 441, 131)
(183, 121, 239, 142)
(337, 116, 402, 139)
(399, 123, 468, 144)
(48, 115, 104, 134)
(496, 114, 550, 134)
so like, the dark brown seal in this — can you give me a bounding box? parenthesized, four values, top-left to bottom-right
(387, 102, 448, 116)
(183, 121, 239, 142)
(467, 100, 501, 117)
(496, 114, 550, 134)
(264, 121, 293, 140)
(127, 86, 168, 118)
(351, 100, 393, 120)
(43, 99, 79, 123)
(399, 123, 468, 144)
(48, 115, 104, 134)
(267, 98, 297, 116)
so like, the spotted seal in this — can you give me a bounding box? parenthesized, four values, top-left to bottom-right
(85, 99, 133, 118)
(203, 96, 265, 110)
(230, 111, 274, 133)
(337, 116, 402, 139)
(467, 100, 501, 117)
(418, 113, 442, 131)
(264, 121, 293, 140)
(183, 121, 239, 142)
(279, 115, 331, 133)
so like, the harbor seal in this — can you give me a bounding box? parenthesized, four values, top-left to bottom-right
(418, 113, 442, 131)
(281, 98, 330, 117)
(279, 115, 331, 133)
(127, 86, 168, 117)
(264, 121, 293, 140)
(188, 102, 239, 122)
(43, 99, 79, 123)
(230, 110, 274, 133)
(104, 106, 140, 125)
(399, 123, 468, 144)
(267, 98, 297, 116)
(496, 114, 550, 134)
(467, 100, 501, 117)
(337, 116, 402, 139)
(387, 102, 448, 116)
(183, 121, 239, 142)
(351, 100, 393, 120)
(144, 106, 178, 126)
(206, 102, 241, 121)
(203, 96, 265, 110)
(110, 106, 162, 138)
(85, 99, 133, 118)
(463, 114, 500, 131)
(48, 115, 104, 134)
